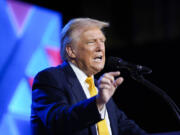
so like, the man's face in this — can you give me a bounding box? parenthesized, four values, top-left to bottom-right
(72, 27, 106, 76)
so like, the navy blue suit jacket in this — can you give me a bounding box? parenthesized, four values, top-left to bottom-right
(31, 61, 147, 135)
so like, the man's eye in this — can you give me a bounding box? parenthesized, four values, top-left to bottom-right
(87, 41, 95, 44)
(101, 40, 105, 43)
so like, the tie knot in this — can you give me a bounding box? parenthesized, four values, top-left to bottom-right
(85, 77, 94, 86)
(85, 77, 97, 96)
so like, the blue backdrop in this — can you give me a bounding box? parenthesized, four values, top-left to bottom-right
(0, 1, 62, 134)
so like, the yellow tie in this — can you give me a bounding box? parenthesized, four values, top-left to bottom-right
(86, 77, 109, 135)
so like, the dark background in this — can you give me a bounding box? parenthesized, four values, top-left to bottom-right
(21, 0, 180, 133)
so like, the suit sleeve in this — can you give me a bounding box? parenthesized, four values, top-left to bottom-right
(31, 70, 101, 134)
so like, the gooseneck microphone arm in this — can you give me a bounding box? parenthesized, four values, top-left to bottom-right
(131, 73, 180, 125)
(108, 56, 180, 125)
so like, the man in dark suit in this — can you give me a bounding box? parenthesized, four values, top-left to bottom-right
(31, 18, 147, 135)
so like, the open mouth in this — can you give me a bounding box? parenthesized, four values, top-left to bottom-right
(94, 56, 103, 62)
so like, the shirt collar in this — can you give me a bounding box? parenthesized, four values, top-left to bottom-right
(69, 62, 94, 84)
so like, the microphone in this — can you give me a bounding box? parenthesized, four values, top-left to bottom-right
(108, 56, 152, 75)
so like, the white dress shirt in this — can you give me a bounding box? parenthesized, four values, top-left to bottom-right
(69, 62, 112, 135)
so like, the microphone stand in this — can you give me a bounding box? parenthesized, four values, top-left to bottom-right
(130, 70, 180, 125)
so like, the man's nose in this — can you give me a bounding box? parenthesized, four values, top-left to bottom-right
(96, 40, 105, 51)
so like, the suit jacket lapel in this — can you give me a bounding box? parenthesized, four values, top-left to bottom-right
(106, 99, 119, 135)
(61, 62, 98, 135)
(61, 61, 87, 102)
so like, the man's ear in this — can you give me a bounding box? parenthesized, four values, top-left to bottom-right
(66, 45, 76, 59)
